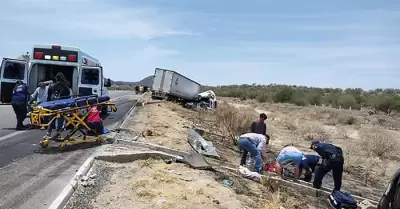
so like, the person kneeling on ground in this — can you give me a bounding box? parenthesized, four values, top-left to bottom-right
(275, 145, 305, 181)
(85, 106, 104, 135)
(310, 140, 344, 191)
(238, 133, 267, 174)
(299, 154, 321, 182)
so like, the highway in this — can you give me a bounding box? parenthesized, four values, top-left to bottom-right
(0, 91, 138, 209)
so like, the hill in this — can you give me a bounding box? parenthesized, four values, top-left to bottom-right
(110, 75, 154, 89)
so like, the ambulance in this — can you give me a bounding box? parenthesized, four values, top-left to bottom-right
(0, 44, 112, 113)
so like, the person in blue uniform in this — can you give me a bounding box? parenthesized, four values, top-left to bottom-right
(12, 80, 29, 130)
(310, 140, 344, 191)
(299, 154, 321, 182)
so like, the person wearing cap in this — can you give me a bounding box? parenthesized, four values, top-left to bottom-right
(299, 154, 321, 182)
(275, 145, 305, 181)
(310, 140, 344, 191)
(238, 132, 267, 174)
(11, 80, 29, 130)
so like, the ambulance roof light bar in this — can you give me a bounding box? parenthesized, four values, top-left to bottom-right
(51, 45, 61, 50)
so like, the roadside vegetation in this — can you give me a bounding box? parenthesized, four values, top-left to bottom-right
(204, 84, 400, 115)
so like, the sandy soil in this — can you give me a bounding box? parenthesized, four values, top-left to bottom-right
(120, 101, 193, 152)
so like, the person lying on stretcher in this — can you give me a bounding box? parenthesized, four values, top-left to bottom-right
(85, 106, 104, 135)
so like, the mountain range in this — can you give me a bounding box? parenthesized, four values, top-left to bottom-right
(111, 75, 154, 87)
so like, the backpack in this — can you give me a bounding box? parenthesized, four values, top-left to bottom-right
(329, 190, 358, 209)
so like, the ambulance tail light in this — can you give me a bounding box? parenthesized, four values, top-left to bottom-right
(34, 52, 43, 59)
(68, 55, 77, 62)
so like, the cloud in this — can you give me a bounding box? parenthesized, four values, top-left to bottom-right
(1, 0, 192, 40)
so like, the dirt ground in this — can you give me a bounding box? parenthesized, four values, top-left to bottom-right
(65, 94, 395, 208)
(66, 158, 328, 209)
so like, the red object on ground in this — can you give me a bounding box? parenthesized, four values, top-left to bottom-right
(264, 163, 276, 172)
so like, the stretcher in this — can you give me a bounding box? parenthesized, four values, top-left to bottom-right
(29, 95, 117, 150)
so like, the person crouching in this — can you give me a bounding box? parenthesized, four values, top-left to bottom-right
(238, 133, 267, 174)
(85, 106, 104, 135)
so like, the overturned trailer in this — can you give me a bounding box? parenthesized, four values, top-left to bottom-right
(151, 68, 201, 102)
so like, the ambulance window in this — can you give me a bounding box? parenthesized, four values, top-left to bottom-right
(3, 62, 25, 80)
(81, 68, 99, 85)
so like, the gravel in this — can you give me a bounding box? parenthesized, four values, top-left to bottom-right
(64, 161, 114, 209)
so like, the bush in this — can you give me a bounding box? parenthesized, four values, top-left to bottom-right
(359, 127, 399, 158)
(204, 84, 400, 113)
(215, 102, 257, 144)
(297, 123, 330, 141)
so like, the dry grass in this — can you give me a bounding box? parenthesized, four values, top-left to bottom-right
(358, 127, 399, 159)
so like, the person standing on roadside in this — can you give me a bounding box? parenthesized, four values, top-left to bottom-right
(250, 113, 268, 138)
(44, 72, 72, 139)
(11, 80, 29, 130)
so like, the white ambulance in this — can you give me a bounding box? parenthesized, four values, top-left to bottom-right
(0, 44, 112, 113)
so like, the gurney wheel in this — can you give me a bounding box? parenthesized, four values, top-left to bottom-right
(59, 141, 67, 150)
(40, 140, 50, 148)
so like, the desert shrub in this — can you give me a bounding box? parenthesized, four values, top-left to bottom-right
(215, 102, 257, 143)
(343, 143, 386, 186)
(359, 127, 399, 158)
(297, 123, 330, 141)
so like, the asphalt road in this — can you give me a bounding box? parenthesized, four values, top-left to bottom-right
(0, 90, 139, 209)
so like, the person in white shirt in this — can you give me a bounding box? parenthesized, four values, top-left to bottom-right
(30, 81, 49, 104)
(238, 133, 267, 174)
(30, 81, 50, 130)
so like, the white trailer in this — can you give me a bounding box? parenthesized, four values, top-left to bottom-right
(151, 68, 201, 101)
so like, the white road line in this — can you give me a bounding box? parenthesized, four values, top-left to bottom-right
(0, 131, 26, 142)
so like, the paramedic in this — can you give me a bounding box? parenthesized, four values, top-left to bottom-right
(11, 80, 29, 130)
(44, 73, 72, 138)
(275, 145, 305, 181)
(310, 140, 344, 191)
(86, 106, 104, 135)
(300, 154, 321, 182)
(238, 133, 267, 174)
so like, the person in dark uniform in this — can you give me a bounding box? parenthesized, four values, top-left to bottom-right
(310, 140, 344, 191)
(11, 80, 29, 130)
(44, 72, 72, 139)
(299, 154, 321, 182)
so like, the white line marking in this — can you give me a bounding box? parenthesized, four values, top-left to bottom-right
(0, 131, 26, 142)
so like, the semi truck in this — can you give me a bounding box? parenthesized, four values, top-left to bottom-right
(151, 68, 201, 101)
(0, 44, 112, 114)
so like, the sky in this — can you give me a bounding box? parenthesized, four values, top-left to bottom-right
(1, 0, 399, 90)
